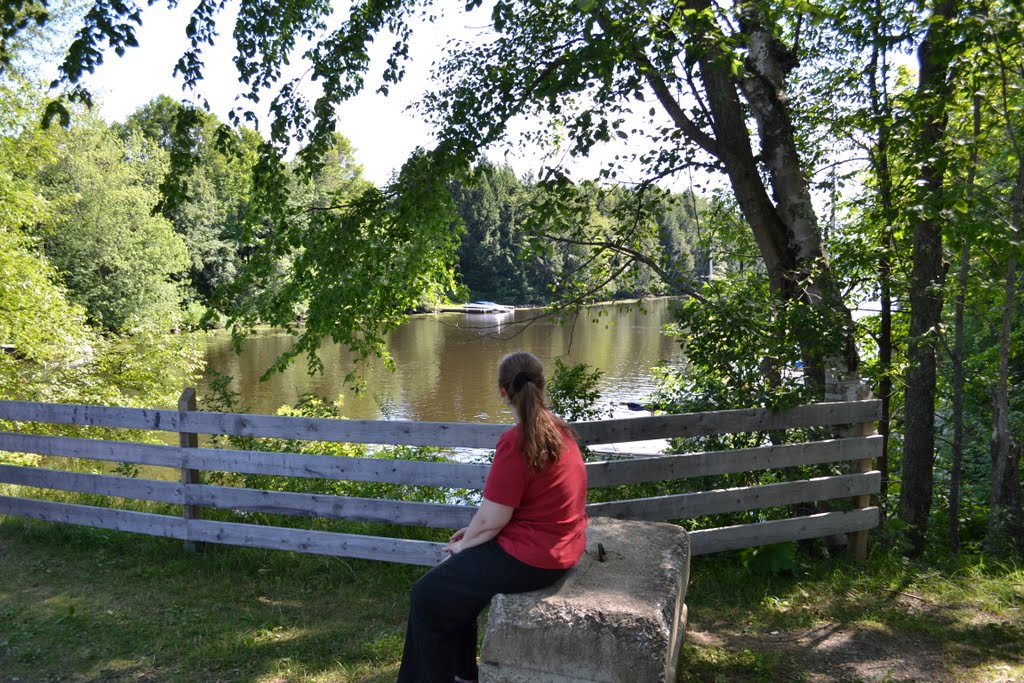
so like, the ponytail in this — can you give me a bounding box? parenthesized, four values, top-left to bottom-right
(498, 352, 573, 472)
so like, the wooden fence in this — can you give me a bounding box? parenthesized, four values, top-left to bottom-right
(0, 394, 881, 566)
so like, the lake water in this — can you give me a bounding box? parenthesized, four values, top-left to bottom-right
(202, 299, 686, 436)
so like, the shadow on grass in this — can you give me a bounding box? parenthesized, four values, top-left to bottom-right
(0, 518, 422, 683)
(680, 550, 1024, 682)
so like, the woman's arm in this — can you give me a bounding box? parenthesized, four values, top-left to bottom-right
(444, 497, 514, 555)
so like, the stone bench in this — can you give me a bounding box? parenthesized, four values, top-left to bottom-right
(479, 517, 691, 683)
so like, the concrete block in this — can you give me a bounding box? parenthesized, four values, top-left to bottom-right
(479, 516, 690, 683)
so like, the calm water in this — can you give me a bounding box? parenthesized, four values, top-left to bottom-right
(202, 299, 686, 429)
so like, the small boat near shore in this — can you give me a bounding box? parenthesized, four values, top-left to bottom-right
(441, 301, 516, 314)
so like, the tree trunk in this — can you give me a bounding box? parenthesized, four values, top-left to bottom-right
(949, 239, 968, 553)
(867, 4, 894, 517)
(602, 0, 860, 390)
(988, 155, 1024, 552)
(949, 92, 980, 553)
(900, 0, 959, 557)
(690, 0, 859, 386)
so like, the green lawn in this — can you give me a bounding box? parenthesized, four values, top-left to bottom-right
(1, 518, 1022, 683)
(0, 519, 417, 682)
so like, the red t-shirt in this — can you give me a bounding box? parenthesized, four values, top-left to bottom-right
(482, 424, 588, 569)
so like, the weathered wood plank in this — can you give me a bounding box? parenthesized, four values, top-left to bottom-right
(185, 519, 446, 566)
(0, 399, 880, 446)
(0, 461, 477, 528)
(0, 495, 445, 566)
(0, 465, 184, 503)
(0, 400, 510, 448)
(0, 432, 491, 488)
(184, 485, 476, 529)
(574, 401, 881, 445)
(0, 497, 876, 563)
(0, 431, 880, 493)
(0, 495, 188, 539)
(847, 418, 878, 562)
(586, 472, 880, 521)
(686, 508, 880, 556)
(185, 449, 490, 490)
(0, 432, 184, 468)
(586, 436, 882, 487)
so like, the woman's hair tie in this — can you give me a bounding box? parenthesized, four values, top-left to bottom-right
(512, 371, 531, 392)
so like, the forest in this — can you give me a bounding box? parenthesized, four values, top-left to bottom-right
(0, 0, 1022, 567)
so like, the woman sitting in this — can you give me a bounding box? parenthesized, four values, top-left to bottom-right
(397, 351, 588, 683)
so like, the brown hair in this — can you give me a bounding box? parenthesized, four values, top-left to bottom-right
(498, 352, 573, 473)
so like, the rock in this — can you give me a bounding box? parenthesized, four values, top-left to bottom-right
(479, 516, 690, 683)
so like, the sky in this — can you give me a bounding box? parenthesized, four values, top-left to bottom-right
(71, 0, 685, 189)
(73, 0, 624, 186)
(77, 0, 459, 185)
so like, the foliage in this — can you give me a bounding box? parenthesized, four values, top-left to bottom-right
(447, 160, 713, 306)
(651, 273, 818, 452)
(4, 0, 863, 380)
(0, 225, 93, 397)
(216, 148, 462, 379)
(0, 81, 203, 421)
(449, 161, 555, 305)
(547, 357, 607, 423)
(0, 315, 203, 449)
(739, 542, 797, 577)
(520, 178, 704, 305)
(632, 272, 850, 530)
(33, 114, 190, 332)
(118, 96, 261, 318)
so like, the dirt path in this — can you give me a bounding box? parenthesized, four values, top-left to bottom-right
(688, 624, 953, 682)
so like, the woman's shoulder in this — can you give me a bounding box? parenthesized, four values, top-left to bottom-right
(498, 423, 522, 443)
(495, 424, 523, 455)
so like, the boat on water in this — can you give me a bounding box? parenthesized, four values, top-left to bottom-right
(462, 301, 515, 314)
(438, 301, 516, 314)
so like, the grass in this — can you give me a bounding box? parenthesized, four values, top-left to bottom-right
(0, 518, 420, 682)
(678, 547, 1024, 682)
(1, 518, 1022, 683)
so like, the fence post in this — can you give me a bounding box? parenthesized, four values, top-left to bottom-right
(179, 387, 202, 552)
(825, 365, 877, 562)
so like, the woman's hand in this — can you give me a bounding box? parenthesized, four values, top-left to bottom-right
(443, 527, 468, 555)
(442, 500, 513, 555)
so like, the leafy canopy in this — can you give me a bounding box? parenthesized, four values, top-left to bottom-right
(5, 0, 862, 374)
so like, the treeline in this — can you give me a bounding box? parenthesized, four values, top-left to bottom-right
(1, 81, 728, 404)
(5, 89, 717, 340)
(449, 163, 711, 305)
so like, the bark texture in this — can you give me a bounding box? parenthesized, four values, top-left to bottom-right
(988, 156, 1023, 551)
(900, 0, 959, 557)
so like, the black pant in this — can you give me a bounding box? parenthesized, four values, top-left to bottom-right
(396, 539, 568, 683)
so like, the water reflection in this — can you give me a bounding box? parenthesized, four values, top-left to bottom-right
(202, 299, 686, 425)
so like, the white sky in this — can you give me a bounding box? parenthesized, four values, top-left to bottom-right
(76, 0, 639, 186)
(78, 0, 458, 184)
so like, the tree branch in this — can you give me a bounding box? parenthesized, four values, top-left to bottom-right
(537, 232, 705, 301)
(590, 10, 720, 159)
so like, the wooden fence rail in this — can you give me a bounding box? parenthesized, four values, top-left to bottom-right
(0, 396, 881, 565)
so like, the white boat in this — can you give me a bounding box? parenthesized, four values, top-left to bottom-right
(462, 301, 515, 314)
